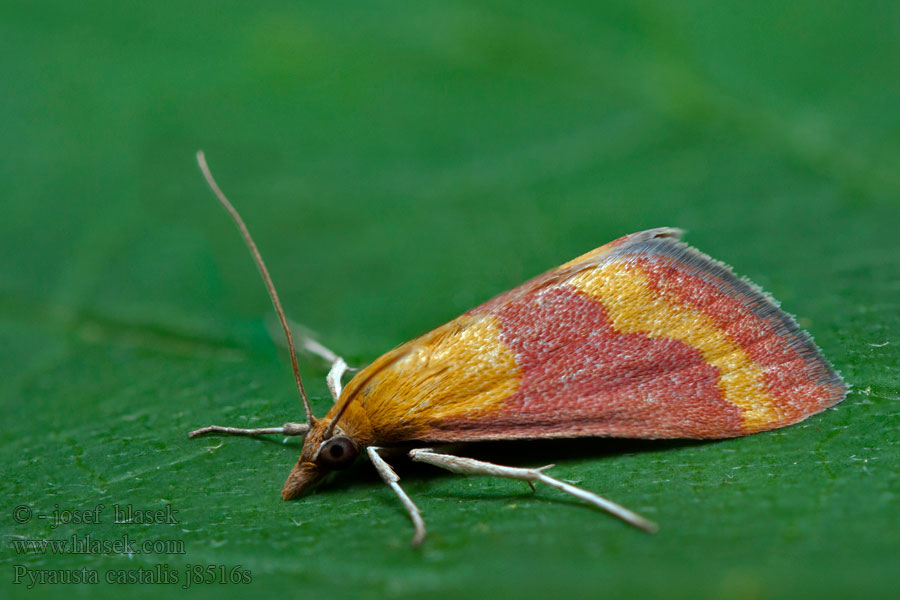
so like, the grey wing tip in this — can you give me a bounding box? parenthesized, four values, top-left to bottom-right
(621, 228, 848, 410)
(636, 227, 685, 241)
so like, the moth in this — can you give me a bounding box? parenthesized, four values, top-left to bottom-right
(190, 152, 846, 546)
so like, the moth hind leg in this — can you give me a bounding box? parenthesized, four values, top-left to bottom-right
(408, 448, 657, 533)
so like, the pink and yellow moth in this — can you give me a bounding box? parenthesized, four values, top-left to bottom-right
(189, 152, 846, 546)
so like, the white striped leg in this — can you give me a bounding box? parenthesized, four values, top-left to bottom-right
(409, 449, 658, 533)
(301, 337, 349, 403)
(188, 422, 308, 438)
(325, 358, 348, 402)
(367, 447, 427, 548)
(268, 318, 353, 401)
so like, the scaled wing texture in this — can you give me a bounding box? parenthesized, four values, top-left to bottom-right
(342, 228, 845, 443)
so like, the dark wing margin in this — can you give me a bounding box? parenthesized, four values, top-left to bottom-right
(612, 232, 846, 398)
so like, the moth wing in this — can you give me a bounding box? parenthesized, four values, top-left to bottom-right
(337, 228, 845, 443)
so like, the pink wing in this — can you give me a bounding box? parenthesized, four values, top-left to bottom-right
(339, 229, 846, 444)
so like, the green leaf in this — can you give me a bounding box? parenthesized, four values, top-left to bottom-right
(2, 1, 898, 599)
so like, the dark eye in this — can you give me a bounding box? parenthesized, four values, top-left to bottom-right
(316, 436, 359, 470)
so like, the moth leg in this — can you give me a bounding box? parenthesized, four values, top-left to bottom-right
(188, 422, 308, 438)
(409, 449, 658, 533)
(325, 357, 349, 403)
(300, 336, 349, 403)
(367, 447, 427, 548)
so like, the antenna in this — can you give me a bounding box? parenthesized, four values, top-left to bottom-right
(196, 151, 316, 426)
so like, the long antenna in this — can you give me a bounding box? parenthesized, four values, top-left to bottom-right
(196, 151, 316, 426)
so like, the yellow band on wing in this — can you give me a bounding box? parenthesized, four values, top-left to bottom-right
(569, 261, 781, 430)
(357, 314, 521, 434)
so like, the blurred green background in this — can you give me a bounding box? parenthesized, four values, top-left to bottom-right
(2, 1, 898, 599)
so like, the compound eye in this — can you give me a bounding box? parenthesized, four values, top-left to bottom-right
(316, 436, 359, 470)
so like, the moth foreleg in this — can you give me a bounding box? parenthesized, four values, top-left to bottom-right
(325, 357, 349, 403)
(367, 447, 427, 548)
(188, 422, 308, 438)
(408, 449, 657, 534)
(300, 336, 349, 403)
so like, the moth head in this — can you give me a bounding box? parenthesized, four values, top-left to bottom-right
(281, 419, 361, 500)
(313, 435, 360, 470)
